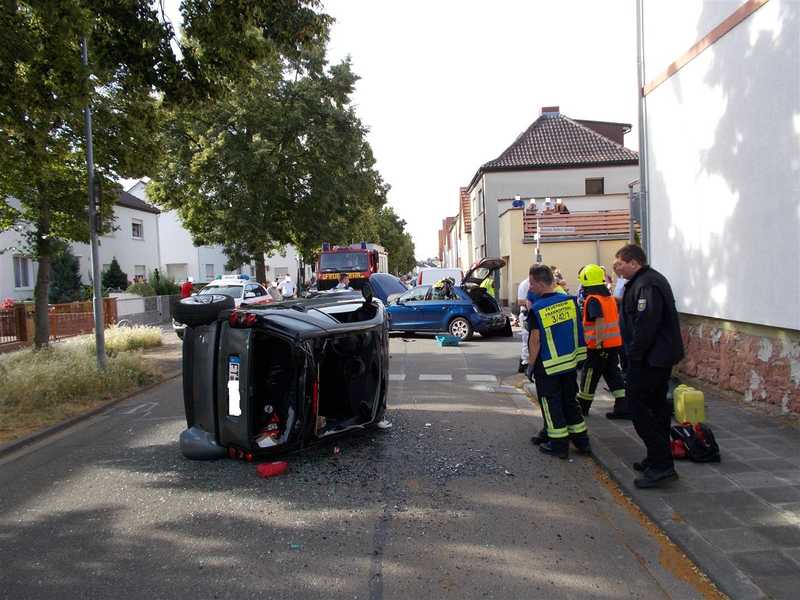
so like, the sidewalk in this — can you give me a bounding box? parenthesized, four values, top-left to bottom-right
(524, 381, 800, 600)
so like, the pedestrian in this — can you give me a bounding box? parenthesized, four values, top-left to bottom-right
(278, 274, 296, 299)
(526, 264, 590, 458)
(335, 273, 352, 290)
(550, 266, 569, 294)
(517, 276, 530, 373)
(615, 244, 685, 489)
(180, 277, 194, 299)
(575, 264, 630, 420)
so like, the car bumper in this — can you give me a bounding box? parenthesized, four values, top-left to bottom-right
(473, 313, 507, 334)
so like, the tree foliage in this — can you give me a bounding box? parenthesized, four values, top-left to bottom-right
(0, 0, 328, 346)
(149, 52, 388, 269)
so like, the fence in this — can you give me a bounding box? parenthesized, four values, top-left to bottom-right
(0, 294, 178, 351)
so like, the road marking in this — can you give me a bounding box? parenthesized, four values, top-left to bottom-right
(119, 402, 158, 416)
(418, 374, 452, 381)
(389, 374, 406, 381)
(466, 374, 497, 382)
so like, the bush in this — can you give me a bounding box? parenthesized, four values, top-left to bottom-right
(126, 282, 156, 297)
(102, 257, 128, 291)
(0, 343, 161, 440)
(65, 325, 162, 356)
(49, 243, 83, 304)
(149, 270, 180, 296)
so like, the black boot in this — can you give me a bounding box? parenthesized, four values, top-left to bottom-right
(605, 397, 632, 420)
(634, 466, 679, 488)
(578, 397, 592, 416)
(570, 435, 592, 455)
(530, 427, 548, 445)
(518, 360, 527, 374)
(539, 440, 569, 459)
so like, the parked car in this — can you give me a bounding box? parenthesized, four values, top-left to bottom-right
(387, 258, 512, 340)
(415, 267, 463, 287)
(175, 287, 389, 460)
(173, 275, 280, 339)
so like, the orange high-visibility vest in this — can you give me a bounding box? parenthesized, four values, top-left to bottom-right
(582, 294, 623, 349)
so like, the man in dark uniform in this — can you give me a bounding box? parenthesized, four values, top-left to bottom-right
(615, 244, 685, 489)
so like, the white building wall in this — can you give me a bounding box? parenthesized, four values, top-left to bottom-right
(472, 164, 638, 259)
(0, 226, 37, 301)
(264, 245, 309, 285)
(643, 0, 800, 330)
(72, 205, 161, 285)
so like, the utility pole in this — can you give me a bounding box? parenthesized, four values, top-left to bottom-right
(635, 0, 650, 256)
(82, 37, 106, 369)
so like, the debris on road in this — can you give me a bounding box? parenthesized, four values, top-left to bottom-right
(256, 461, 289, 478)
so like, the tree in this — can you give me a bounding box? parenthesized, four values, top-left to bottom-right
(0, 1, 329, 347)
(148, 52, 388, 273)
(101, 258, 128, 291)
(49, 243, 83, 304)
(375, 207, 416, 275)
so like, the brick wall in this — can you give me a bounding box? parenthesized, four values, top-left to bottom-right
(678, 315, 800, 414)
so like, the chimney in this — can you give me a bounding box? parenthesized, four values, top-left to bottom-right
(541, 106, 560, 116)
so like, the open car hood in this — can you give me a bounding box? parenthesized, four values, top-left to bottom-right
(462, 257, 506, 286)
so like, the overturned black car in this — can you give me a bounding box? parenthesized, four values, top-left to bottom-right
(174, 287, 389, 461)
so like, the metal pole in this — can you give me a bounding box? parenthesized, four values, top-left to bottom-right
(82, 37, 106, 368)
(635, 0, 650, 257)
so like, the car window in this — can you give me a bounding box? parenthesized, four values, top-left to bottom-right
(401, 286, 430, 303)
(200, 285, 242, 298)
(370, 273, 407, 296)
(246, 284, 265, 297)
(430, 286, 457, 301)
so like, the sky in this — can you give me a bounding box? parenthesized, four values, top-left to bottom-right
(158, 0, 641, 259)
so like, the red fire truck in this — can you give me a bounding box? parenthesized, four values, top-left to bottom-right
(315, 242, 388, 290)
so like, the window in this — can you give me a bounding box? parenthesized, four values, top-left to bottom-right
(401, 286, 430, 303)
(585, 177, 605, 195)
(133, 265, 146, 282)
(102, 263, 111, 273)
(131, 218, 143, 239)
(245, 284, 265, 297)
(13, 256, 31, 288)
(274, 266, 289, 279)
(205, 264, 215, 280)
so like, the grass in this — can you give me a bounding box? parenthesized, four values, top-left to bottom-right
(0, 326, 164, 443)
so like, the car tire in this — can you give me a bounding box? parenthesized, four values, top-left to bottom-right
(448, 317, 473, 341)
(173, 294, 235, 328)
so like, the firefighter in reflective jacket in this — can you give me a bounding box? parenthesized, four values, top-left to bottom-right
(526, 264, 590, 458)
(576, 264, 631, 420)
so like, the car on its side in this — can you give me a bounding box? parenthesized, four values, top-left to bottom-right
(387, 257, 512, 340)
(173, 275, 281, 339)
(174, 286, 389, 461)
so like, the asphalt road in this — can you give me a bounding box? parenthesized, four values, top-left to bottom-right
(0, 332, 708, 599)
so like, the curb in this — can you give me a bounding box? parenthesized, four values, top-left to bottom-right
(522, 382, 763, 600)
(0, 370, 182, 460)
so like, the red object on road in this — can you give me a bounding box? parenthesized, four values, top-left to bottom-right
(257, 461, 289, 478)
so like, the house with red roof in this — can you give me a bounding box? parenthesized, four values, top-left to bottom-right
(467, 105, 639, 303)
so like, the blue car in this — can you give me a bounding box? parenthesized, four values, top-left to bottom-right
(387, 258, 511, 340)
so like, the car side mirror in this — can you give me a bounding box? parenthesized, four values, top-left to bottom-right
(244, 291, 256, 299)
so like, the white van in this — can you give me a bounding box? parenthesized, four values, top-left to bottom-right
(415, 268, 464, 286)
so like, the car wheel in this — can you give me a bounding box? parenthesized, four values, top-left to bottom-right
(173, 294, 235, 327)
(448, 317, 473, 341)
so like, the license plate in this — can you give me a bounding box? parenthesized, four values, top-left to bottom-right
(227, 356, 241, 416)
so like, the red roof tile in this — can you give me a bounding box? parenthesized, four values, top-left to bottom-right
(470, 112, 638, 190)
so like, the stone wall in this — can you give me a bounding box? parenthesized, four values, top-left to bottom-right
(678, 315, 800, 414)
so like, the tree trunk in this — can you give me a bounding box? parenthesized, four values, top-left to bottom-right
(33, 205, 52, 349)
(255, 255, 267, 285)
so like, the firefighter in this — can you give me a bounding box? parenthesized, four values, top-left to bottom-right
(576, 264, 630, 420)
(526, 264, 590, 458)
(480, 274, 495, 299)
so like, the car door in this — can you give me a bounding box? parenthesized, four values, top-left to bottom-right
(417, 285, 455, 331)
(388, 286, 429, 329)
